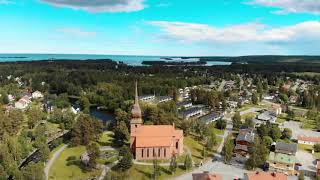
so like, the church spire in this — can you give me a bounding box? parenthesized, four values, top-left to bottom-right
(135, 80, 139, 105)
(131, 80, 142, 123)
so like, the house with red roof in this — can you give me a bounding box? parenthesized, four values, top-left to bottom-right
(298, 136, 320, 146)
(192, 172, 222, 180)
(245, 172, 287, 180)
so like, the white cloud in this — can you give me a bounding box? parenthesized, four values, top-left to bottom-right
(40, 0, 145, 13)
(246, 0, 320, 15)
(0, 0, 14, 4)
(147, 21, 320, 44)
(57, 28, 97, 37)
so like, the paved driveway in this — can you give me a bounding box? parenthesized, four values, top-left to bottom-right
(172, 161, 248, 180)
(296, 150, 317, 172)
(281, 121, 320, 139)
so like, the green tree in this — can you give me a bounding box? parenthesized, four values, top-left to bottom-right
(298, 171, 304, 180)
(114, 121, 130, 147)
(71, 114, 103, 146)
(184, 154, 192, 170)
(232, 112, 242, 130)
(153, 159, 161, 179)
(269, 125, 282, 141)
(215, 119, 227, 130)
(252, 93, 259, 105)
(205, 133, 217, 151)
(22, 162, 45, 180)
(202, 146, 207, 159)
(169, 155, 177, 174)
(79, 96, 90, 114)
(26, 107, 43, 129)
(38, 144, 50, 162)
(222, 137, 234, 163)
(314, 144, 320, 152)
(86, 143, 100, 170)
(117, 146, 133, 172)
(281, 128, 292, 140)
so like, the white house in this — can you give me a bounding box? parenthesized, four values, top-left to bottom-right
(32, 91, 44, 99)
(15, 96, 31, 109)
(298, 136, 320, 146)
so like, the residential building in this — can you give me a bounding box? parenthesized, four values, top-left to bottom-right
(180, 107, 203, 120)
(157, 96, 173, 103)
(15, 95, 31, 109)
(32, 90, 44, 99)
(139, 95, 156, 102)
(177, 101, 192, 109)
(192, 172, 222, 180)
(244, 172, 287, 180)
(234, 126, 255, 156)
(199, 112, 224, 124)
(268, 142, 297, 175)
(130, 82, 184, 160)
(298, 136, 320, 146)
(253, 111, 277, 125)
(272, 104, 282, 115)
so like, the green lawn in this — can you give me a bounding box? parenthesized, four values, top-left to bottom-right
(98, 131, 114, 146)
(184, 136, 205, 164)
(48, 146, 101, 180)
(207, 123, 225, 136)
(242, 112, 257, 121)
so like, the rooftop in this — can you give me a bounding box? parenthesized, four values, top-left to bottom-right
(298, 136, 320, 143)
(269, 152, 296, 164)
(246, 172, 287, 180)
(275, 142, 297, 154)
(192, 172, 222, 180)
(132, 125, 183, 148)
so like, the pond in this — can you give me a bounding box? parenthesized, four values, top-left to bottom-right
(90, 107, 116, 122)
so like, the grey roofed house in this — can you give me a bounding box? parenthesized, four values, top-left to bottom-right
(234, 144, 249, 152)
(138, 95, 156, 101)
(180, 107, 203, 119)
(157, 96, 173, 103)
(257, 111, 277, 123)
(177, 101, 193, 108)
(275, 142, 297, 155)
(236, 132, 255, 143)
(199, 112, 223, 124)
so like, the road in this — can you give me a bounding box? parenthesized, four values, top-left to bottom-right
(218, 80, 226, 92)
(44, 144, 68, 180)
(172, 116, 234, 179)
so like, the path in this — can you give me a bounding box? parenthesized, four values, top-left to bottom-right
(98, 160, 118, 180)
(218, 80, 226, 92)
(44, 144, 68, 180)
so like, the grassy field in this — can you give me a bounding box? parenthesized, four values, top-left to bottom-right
(184, 136, 205, 164)
(48, 146, 101, 180)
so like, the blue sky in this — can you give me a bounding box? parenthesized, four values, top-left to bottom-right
(0, 0, 320, 56)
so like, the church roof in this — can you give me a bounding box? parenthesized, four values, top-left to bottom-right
(132, 125, 183, 147)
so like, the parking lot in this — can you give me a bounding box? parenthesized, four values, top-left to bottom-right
(281, 121, 320, 139)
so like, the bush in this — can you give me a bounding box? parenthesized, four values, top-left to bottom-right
(215, 119, 227, 130)
(314, 144, 320, 152)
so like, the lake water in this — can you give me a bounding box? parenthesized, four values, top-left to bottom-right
(90, 107, 115, 122)
(0, 54, 231, 66)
